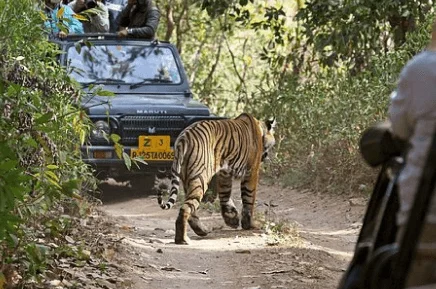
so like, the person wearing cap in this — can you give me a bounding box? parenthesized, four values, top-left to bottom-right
(44, 0, 84, 39)
(117, 0, 160, 39)
(389, 18, 436, 288)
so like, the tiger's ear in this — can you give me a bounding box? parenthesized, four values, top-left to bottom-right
(265, 117, 277, 132)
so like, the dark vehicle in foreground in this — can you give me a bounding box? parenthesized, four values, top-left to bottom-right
(53, 34, 222, 187)
(338, 124, 436, 289)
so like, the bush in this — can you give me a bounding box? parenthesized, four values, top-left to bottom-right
(0, 0, 95, 286)
(257, 15, 432, 194)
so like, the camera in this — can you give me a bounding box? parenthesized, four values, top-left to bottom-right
(85, 0, 97, 8)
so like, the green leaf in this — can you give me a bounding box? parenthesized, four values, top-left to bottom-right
(110, 134, 121, 143)
(122, 152, 131, 170)
(8, 184, 26, 200)
(132, 157, 147, 165)
(58, 23, 69, 34)
(0, 160, 17, 171)
(95, 90, 115, 97)
(56, 6, 65, 19)
(84, 39, 93, 49)
(114, 143, 123, 159)
(45, 170, 60, 183)
(75, 41, 82, 54)
(7, 83, 21, 94)
(39, 10, 48, 21)
(24, 137, 38, 148)
(47, 164, 59, 170)
(48, 178, 62, 189)
(0, 189, 6, 212)
(73, 13, 89, 21)
(61, 179, 80, 195)
(8, 233, 19, 247)
(35, 112, 54, 124)
(80, 129, 87, 145)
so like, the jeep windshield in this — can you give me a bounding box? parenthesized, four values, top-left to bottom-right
(66, 44, 182, 86)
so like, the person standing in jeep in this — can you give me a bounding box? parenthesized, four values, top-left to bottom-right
(43, 0, 84, 39)
(117, 0, 160, 39)
(68, 0, 110, 33)
(106, 0, 128, 32)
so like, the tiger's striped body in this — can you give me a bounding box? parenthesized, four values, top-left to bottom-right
(157, 113, 276, 244)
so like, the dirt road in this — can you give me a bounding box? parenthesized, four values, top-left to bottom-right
(99, 178, 366, 289)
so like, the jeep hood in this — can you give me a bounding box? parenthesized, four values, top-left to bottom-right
(82, 93, 211, 116)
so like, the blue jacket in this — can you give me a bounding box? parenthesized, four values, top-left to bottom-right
(44, 4, 84, 35)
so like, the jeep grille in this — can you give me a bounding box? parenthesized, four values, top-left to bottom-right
(120, 115, 187, 145)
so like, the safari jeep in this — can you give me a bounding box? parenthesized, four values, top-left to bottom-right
(53, 34, 222, 188)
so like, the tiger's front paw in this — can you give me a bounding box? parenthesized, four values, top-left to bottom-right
(221, 205, 240, 228)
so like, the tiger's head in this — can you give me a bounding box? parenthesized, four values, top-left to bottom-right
(260, 117, 276, 162)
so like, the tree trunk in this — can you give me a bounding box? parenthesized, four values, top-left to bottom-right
(388, 14, 416, 48)
(164, 2, 175, 42)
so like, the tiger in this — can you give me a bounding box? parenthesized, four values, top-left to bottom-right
(156, 113, 276, 244)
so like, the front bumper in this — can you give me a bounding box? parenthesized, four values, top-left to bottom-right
(81, 145, 173, 179)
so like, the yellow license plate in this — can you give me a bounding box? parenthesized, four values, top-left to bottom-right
(130, 135, 174, 161)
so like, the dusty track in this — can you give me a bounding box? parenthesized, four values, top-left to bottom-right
(98, 178, 366, 289)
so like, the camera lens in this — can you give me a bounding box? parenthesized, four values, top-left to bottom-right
(86, 0, 97, 8)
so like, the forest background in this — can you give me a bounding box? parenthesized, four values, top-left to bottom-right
(156, 0, 433, 193)
(0, 0, 434, 287)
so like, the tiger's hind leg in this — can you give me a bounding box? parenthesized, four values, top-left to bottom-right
(175, 179, 209, 244)
(188, 210, 209, 236)
(241, 170, 260, 230)
(218, 170, 240, 229)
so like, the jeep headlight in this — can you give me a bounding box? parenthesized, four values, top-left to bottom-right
(90, 120, 110, 140)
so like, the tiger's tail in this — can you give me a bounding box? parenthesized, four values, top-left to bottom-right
(157, 137, 185, 210)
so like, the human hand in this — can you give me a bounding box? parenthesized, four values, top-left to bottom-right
(117, 29, 128, 37)
(58, 31, 68, 39)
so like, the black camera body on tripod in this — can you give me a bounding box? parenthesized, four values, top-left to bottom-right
(85, 0, 97, 8)
(78, 0, 105, 12)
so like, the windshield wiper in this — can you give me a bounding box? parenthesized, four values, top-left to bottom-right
(81, 81, 97, 89)
(129, 78, 172, 89)
(81, 79, 126, 88)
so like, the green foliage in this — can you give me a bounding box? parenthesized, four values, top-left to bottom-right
(259, 14, 433, 193)
(0, 2, 429, 285)
(159, 0, 435, 194)
(0, 0, 96, 285)
(153, 0, 435, 194)
(257, 202, 301, 246)
(296, 0, 432, 72)
(174, 1, 294, 115)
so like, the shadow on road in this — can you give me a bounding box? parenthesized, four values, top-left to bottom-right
(96, 178, 157, 205)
